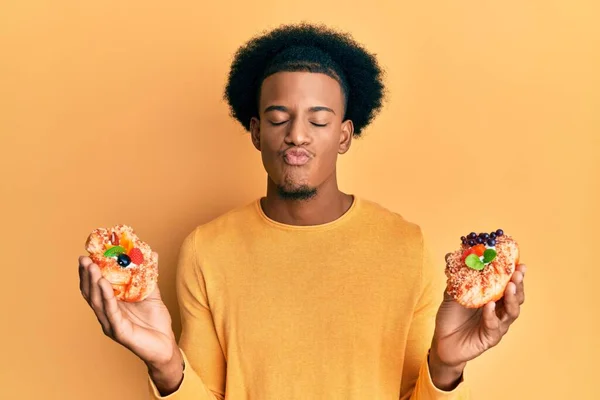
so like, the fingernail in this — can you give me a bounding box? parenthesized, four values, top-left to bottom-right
(522, 266, 527, 276)
(512, 284, 517, 295)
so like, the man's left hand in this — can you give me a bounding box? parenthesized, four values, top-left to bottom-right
(428, 263, 526, 389)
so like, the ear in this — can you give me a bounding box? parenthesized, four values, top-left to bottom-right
(250, 117, 261, 151)
(338, 119, 354, 155)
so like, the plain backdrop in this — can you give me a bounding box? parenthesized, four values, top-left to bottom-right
(1, 1, 598, 399)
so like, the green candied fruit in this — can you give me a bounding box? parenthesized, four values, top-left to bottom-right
(103, 245, 126, 257)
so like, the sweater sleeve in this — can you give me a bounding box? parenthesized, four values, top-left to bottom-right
(399, 229, 470, 400)
(148, 229, 226, 399)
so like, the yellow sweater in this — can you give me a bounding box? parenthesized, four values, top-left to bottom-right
(149, 197, 469, 399)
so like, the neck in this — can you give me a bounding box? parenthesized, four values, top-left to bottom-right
(261, 176, 353, 226)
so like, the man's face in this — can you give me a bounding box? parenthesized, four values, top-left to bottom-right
(250, 71, 353, 198)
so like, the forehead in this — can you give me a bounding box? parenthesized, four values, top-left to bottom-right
(259, 71, 344, 111)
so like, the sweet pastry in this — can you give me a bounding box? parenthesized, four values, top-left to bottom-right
(445, 229, 520, 308)
(85, 224, 158, 302)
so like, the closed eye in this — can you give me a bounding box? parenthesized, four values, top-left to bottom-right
(269, 121, 327, 127)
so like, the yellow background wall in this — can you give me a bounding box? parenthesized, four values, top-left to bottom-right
(2, 1, 598, 399)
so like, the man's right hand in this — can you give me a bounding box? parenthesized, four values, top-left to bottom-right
(78, 255, 184, 393)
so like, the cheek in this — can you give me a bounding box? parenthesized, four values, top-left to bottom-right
(259, 143, 285, 177)
(318, 138, 340, 166)
(304, 142, 338, 181)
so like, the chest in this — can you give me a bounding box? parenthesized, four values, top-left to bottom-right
(203, 235, 422, 357)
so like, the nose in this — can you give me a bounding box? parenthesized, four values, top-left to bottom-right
(284, 118, 310, 146)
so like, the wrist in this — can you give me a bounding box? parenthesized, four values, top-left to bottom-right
(427, 348, 466, 391)
(146, 345, 184, 396)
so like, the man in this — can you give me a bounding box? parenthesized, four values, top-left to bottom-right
(78, 23, 526, 399)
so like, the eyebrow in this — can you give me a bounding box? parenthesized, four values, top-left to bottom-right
(263, 105, 336, 115)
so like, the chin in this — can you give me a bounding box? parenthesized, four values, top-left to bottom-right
(277, 185, 317, 200)
(276, 178, 317, 200)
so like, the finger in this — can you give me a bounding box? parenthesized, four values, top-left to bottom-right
(445, 253, 452, 263)
(79, 260, 90, 303)
(518, 264, 527, 276)
(499, 281, 520, 332)
(79, 255, 93, 268)
(481, 301, 501, 346)
(99, 278, 128, 342)
(511, 270, 523, 284)
(510, 269, 525, 304)
(511, 270, 525, 305)
(493, 297, 506, 320)
(517, 279, 525, 305)
(88, 264, 111, 334)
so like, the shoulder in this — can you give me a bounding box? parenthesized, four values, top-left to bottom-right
(180, 199, 259, 250)
(356, 197, 424, 242)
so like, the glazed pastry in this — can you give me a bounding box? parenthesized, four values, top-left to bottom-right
(445, 229, 520, 308)
(85, 224, 158, 302)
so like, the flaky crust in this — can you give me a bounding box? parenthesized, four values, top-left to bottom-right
(446, 235, 519, 308)
(85, 224, 158, 302)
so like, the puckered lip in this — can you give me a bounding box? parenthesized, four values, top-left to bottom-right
(283, 147, 312, 158)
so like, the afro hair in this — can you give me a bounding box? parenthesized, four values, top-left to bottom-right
(223, 23, 386, 137)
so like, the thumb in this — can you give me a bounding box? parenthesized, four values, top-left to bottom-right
(443, 290, 454, 302)
(444, 253, 452, 263)
(146, 285, 162, 301)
